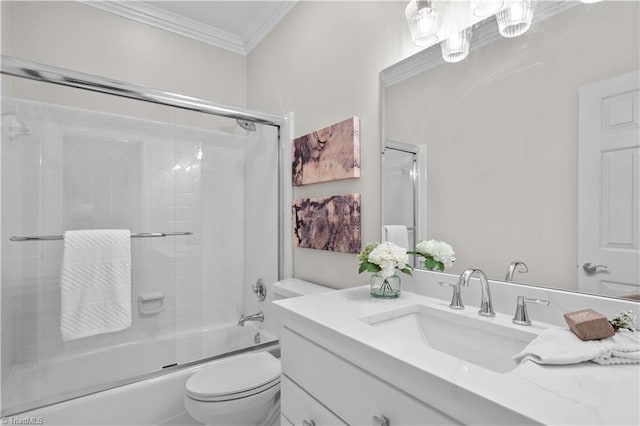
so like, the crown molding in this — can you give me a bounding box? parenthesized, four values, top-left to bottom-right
(381, 1, 578, 87)
(80, 1, 297, 55)
(244, 1, 298, 53)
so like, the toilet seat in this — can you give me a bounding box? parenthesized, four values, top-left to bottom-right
(186, 352, 280, 403)
(188, 378, 280, 402)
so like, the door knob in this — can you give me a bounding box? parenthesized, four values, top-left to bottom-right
(583, 262, 608, 273)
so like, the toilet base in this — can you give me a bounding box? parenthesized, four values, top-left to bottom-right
(184, 391, 279, 426)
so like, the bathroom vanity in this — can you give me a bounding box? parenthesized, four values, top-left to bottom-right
(275, 284, 639, 425)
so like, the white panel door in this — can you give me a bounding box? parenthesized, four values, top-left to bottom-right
(578, 71, 640, 297)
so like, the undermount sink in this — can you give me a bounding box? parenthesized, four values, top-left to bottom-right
(361, 304, 538, 373)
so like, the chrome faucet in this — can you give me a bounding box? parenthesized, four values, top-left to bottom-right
(505, 261, 528, 282)
(458, 268, 495, 317)
(238, 311, 264, 327)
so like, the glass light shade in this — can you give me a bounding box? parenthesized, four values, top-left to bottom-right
(472, 0, 505, 17)
(496, 0, 537, 38)
(405, 0, 440, 47)
(440, 27, 472, 63)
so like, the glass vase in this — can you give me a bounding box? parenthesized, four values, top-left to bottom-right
(370, 273, 401, 299)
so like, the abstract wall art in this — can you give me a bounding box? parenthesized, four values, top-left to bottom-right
(292, 117, 360, 186)
(292, 193, 361, 253)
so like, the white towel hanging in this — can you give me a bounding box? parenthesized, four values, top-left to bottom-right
(60, 229, 132, 341)
(383, 225, 410, 249)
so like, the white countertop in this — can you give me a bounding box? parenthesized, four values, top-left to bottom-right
(275, 286, 640, 425)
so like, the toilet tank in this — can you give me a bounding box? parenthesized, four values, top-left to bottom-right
(263, 279, 333, 338)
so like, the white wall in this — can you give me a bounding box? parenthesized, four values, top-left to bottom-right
(247, 1, 415, 289)
(385, 2, 639, 291)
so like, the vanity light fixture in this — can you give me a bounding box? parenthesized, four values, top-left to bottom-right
(496, 0, 537, 38)
(579, 0, 602, 3)
(405, 0, 440, 46)
(472, 0, 505, 18)
(440, 27, 473, 63)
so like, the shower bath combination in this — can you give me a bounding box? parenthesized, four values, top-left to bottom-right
(0, 55, 288, 419)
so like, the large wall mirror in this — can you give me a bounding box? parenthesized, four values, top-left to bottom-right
(381, 1, 639, 299)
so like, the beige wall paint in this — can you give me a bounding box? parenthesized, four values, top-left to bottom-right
(247, 1, 413, 289)
(1, 1, 246, 108)
(385, 3, 639, 291)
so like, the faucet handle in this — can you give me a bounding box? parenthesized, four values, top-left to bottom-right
(439, 281, 465, 310)
(252, 278, 267, 302)
(512, 296, 550, 326)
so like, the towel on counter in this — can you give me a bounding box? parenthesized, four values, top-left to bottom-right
(383, 225, 410, 250)
(60, 230, 132, 341)
(513, 328, 640, 366)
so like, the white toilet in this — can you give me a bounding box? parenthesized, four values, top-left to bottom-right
(184, 279, 331, 425)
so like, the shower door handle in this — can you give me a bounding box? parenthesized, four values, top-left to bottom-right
(373, 415, 390, 426)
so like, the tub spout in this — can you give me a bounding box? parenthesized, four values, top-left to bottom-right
(238, 311, 264, 327)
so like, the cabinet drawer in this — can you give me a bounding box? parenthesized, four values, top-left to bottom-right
(281, 327, 457, 426)
(281, 375, 346, 425)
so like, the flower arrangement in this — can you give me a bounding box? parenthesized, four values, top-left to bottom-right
(358, 242, 412, 278)
(609, 311, 637, 332)
(409, 239, 456, 271)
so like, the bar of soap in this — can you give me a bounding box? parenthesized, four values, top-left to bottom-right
(563, 308, 615, 341)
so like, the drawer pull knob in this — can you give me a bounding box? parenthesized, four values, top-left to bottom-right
(303, 420, 316, 426)
(373, 415, 390, 426)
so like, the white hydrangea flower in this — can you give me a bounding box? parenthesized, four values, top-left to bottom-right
(367, 242, 409, 278)
(415, 239, 456, 269)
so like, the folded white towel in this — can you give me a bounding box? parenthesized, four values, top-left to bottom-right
(384, 225, 409, 249)
(513, 328, 640, 365)
(60, 230, 132, 341)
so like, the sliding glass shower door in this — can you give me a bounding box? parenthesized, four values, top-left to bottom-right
(1, 72, 280, 415)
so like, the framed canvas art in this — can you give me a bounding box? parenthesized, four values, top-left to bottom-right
(292, 117, 360, 186)
(292, 193, 361, 253)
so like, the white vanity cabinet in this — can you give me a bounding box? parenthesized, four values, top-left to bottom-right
(279, 327, 456, 426)
(276, 286, 640, 426)
(280, 376, 346, 426)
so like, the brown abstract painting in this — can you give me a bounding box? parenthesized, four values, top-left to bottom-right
(292, 117, 360, 186)
(292, 194, 361, 253)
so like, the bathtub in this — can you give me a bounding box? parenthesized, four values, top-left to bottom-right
(2, 323, 278, 425)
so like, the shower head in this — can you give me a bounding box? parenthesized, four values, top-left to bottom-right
(236, 119, 257, 132)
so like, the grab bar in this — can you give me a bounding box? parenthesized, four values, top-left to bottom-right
(9, 232, 193, 242)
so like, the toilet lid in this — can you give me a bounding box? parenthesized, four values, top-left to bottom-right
(186, 352, 280, 400)
(188, 377, 280, 402)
